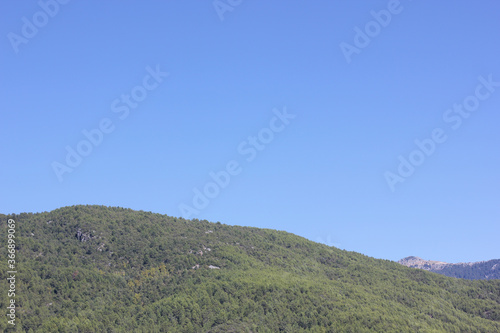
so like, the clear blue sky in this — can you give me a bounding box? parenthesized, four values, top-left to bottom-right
(1, 1, 499, 263)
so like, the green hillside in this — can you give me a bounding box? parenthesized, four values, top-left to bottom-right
(1, 205, 499, 332)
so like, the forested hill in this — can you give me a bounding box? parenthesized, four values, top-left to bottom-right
(1, 205, 499, 332)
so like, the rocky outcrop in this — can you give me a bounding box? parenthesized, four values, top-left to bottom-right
(75, 228, 94, 242)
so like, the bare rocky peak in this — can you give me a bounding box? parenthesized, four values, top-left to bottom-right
(398, 256, 449, 271)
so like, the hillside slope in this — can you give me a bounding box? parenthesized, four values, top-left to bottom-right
(399, 256, 500, 280)
(1, 205, 499, 332)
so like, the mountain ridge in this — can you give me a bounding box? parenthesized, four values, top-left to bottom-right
(398, 256, 500, 280)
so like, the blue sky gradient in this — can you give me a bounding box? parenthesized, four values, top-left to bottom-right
(1, 1, 499, 263)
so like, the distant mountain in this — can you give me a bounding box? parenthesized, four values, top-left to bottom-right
(1, 206, 500, 332)
(398, 256, 500, 280)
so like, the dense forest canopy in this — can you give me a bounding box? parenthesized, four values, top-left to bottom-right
(1, 205, 499, 332)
